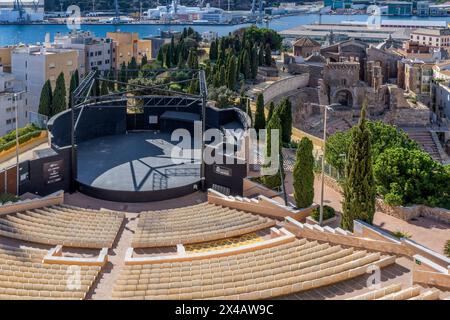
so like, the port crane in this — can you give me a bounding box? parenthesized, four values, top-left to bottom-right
(13, 0, 27, 22)
(251, 0, 265, 20)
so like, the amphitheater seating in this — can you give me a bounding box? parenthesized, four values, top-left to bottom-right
(132, 203, 276, 248)
(112, 238, 395, 300)
(348, 283, 441, 300)
(0, 204, 124, 248)
(0, 243, 100, 299)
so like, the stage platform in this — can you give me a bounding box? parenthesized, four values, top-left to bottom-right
(76, 131, 201, 202)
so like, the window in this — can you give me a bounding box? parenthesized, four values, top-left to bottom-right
(67, 60, 73, 66)
(48, 62, 55, 69)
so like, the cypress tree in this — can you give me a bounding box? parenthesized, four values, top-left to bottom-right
(226, 55, 237, 90)
(91, 79, 100, 96)
(128, 57, 138, 78)
(165, 45, 172, 68)
(187, 49, 198, 70)
(278, 98, 292, 144)
(51, 72, 67, 116)
(141, 54, 148, 67)
(119, 62, 127, 90)
(293, 137, 314, 208)
(100, 80, 109, 96)
(170, 36, 176, 66)
(258, 43, 265, 66)
(187, 79, 199, 94)
(264, 43, 272, 66)
(218, 67, 226, 86)
(262, 111, 283, 189)
(242, 50, 251, 80)
(251, 45, 258, 79)
(107, 70, 115, 91)
(157, 46, 164, 65)
(341, 103, 376, 231)
(74, 69, 79, 87)
(38, 80, 52, 117)
(68, 72, 77, 108)
(254, 93, 266, 132)
(267, 101, 275, 122)
(209, 40, 217, 61)
(246, 99, 253, 126)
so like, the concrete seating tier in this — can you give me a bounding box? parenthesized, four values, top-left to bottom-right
(112, 238, 395, 300)
(0, 205, 124, 248)
(132, 203, 275, 248)
(348, 283, 441, 300)
(0, 243, 100, 299)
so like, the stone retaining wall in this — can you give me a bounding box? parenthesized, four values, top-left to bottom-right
(376, 199, 450, 224)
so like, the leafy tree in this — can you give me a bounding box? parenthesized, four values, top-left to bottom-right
(38, 80, 52, 117)
(341, 105, 376, 230)
(326, 120, 419, 174)
(51, 72, 67, 116)
(207, 86, 234, 109)
(374, 147, 450, 208)
(254, 93, 266, 132)
(261, 111, 283, 189)
(293, 137, 315, 208)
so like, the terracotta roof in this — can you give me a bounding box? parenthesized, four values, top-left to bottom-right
(293, 36, 320, 48)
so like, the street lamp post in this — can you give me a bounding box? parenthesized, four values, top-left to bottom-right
(317, 103, 340, 226)
(13, 92, 20, 196)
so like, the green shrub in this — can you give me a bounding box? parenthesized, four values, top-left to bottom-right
(445, 240, 450, 258)
(0, 130, 42, 153)
(0, 193, 19, 205)
(311, 205, 336, 222)
(392, 230, 411, 239)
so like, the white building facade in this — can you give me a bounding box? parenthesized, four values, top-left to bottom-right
(0, 68, 26, 136)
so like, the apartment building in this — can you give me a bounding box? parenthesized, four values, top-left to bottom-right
(53, 31, 113, 75)
(0, 46, 14, 73)
(397, 59, 434, 105)
(0, 68, 26, 136)
(410, 28, 450, 48)
(11, 45, 78, 117)
(106, 32, 152, 70)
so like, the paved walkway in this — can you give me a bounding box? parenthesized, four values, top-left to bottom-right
(284, 171, 449, 255)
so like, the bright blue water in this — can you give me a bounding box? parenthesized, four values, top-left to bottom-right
(0, 14, 449, 46)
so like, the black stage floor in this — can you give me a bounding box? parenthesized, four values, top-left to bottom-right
(77, 131, 201, 192)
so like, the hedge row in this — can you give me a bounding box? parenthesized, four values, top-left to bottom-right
(0, 124, 40, 145)
(0, 130, 42, 153)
